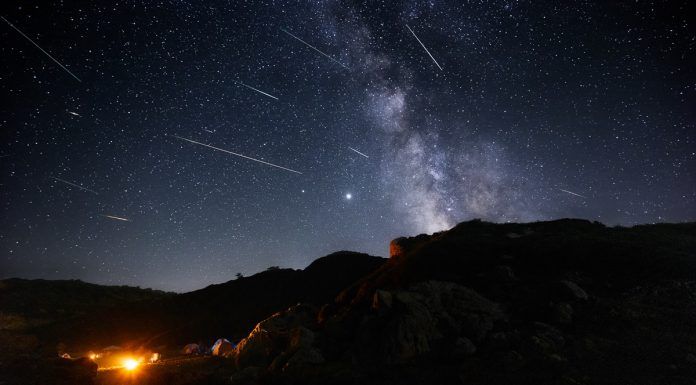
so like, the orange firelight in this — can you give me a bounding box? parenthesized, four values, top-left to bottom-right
(122, 358, 139, 371)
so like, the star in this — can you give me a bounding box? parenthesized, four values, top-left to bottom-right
(0, 1, 690, 292)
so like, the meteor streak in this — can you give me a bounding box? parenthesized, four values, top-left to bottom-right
(280, 28, 349, 70)
(559, 188, 588, 199)
(102, 215, 130, 222)
(405, 24, 443, 71)
(171, 135, 303, 175)
(348, 147, 369, 158)
(51, 176, 98, 195)
(1, 16, 82, 82)
(234, 81, 278, 100)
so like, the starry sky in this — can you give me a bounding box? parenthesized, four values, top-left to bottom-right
(1, 1, 694, 292)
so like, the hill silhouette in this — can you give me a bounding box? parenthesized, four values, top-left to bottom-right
(0, 278, 170, 332)
(2, 251, 385, 353)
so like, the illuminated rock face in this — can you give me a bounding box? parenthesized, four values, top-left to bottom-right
(389, 237, 409, 259)
(389, 234, 431, 259)
(232, 303, 320, 369)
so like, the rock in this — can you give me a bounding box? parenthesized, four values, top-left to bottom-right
(533, 322, 565, 350)
(529, 322, 566, 362)
(686, 353, 696, 364)
(372, 289, 393, 312)
(233, 325, 275, 367)
(234, 304, 317, 368)
(454, 337, 477, 356)
(553, 302, 574, 324)
(547, 353, 568, 366)
(383, 290, 438, 361)
(229, 366, 261, 385)
(485, 332, 510, 351)
(257, 303, 317, 332)
(427, 282, 504, 342)
(388, 234, 430, 259)
(372, 281, 503, 363)
(288, 326, 315, 351)
(389, 237, 410, 259)
(500, 350, 524, 372)
(559, 280, 589, 301)
(284, 347, 325, 371)
(493, 265, 517, 282)
(317, 303, 336, 324)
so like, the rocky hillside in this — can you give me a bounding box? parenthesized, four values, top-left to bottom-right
(224, 219, 696, 385)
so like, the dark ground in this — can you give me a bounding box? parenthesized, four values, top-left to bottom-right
(1, 219, 695, 385)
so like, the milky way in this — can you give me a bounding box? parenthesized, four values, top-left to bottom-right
(0, 1, 693, 291)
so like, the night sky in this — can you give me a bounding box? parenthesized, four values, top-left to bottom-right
(1, 1, 694, 292)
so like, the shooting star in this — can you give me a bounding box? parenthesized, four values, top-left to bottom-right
(559, 188, 588, 199)
(1, 16, 82, 82)
(51, 176, 98, 195)
(234, 81, 278, 100)
(348, 147, 369, 159)
(67, 111, 81, 117)
(102, 214, 130, 222)
(280, 28, 349, 70)
(170, 135, 303, 175)
(405, 24, 443, 71)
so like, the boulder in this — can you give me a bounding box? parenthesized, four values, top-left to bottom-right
(371, 281, 504, 363)
(559, 280, 589, 301)
(234, 304, 318, 368)
(685, 353, 696, 365)
(284, 347, 325, 371)
(529, 322, 566, 357)
(493, 265, 517, 282)
(419, 281, 504, 342)
(288, 326, 315, 351)
(388, 234, 430, 259)
(552, 302, 574, 324)
(389, 237, 410, 259)
(454, 337, 477, 356)
(233, 326, 275, 367)
(500, 350, 524, 372)
(372, 289, 393, 312)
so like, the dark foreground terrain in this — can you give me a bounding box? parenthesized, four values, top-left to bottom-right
(1, 219, 695, 385)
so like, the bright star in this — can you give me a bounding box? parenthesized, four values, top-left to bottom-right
(345, 193, 352, 200)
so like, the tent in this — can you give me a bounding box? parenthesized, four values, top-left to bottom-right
(182, 343, 200, 355)
(211, 338, 234, 356)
